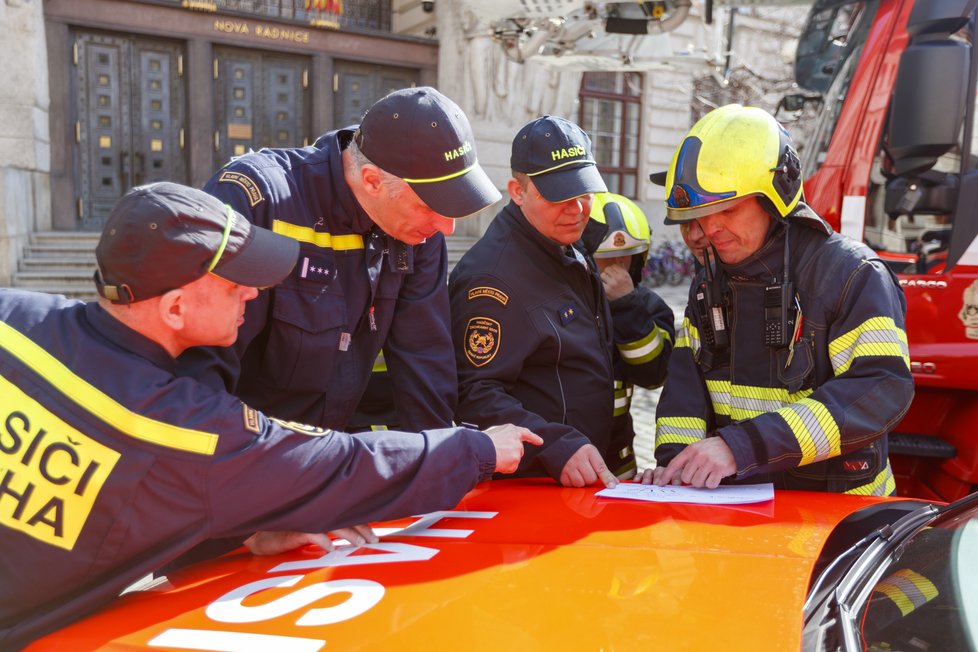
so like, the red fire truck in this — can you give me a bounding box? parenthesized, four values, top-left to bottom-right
(779, 0, 978, 501)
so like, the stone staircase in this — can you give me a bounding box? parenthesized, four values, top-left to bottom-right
(6, 232, 479, 302)
(10, 231, 100, 301)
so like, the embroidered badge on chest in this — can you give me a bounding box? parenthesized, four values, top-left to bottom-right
(559, 302, 578, 326)
(464, 316, 500, 367)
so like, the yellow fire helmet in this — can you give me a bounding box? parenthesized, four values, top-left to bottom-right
(590, 192, 652, 262)
(661, 104, 803, 224)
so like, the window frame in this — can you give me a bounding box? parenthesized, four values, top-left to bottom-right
(578, 71, 643, 198)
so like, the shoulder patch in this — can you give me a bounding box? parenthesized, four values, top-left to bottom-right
(269, 417, 331, 437)
(464, 316, 501, 367)
(467, 286, 509, 306)
(217, 169, 264, 207)
(242, 404, 261, 434)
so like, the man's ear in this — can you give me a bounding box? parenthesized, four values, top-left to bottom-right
(359, 163, 385, 196)
(157, 289, 186, 330)
(507, 177, 524, 205)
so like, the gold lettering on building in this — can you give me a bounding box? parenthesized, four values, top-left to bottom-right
(213, 19, 250, 35)
(211, 19, 310, 44)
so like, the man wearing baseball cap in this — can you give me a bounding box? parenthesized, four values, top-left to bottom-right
(449, 115, 627, 488)
(0, 182, 541, 649)
(178, 86, 502, 435)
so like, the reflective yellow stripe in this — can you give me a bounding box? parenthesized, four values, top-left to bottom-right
(728, 384, 814, 420)
(707, 381, 814, 420)
(874, 568, 938, 616)
(706, 379, 731, 416)
(272, 220, 364, 250)
(618, 325, 671, 365)
(655, 416, 707, 447)
(372, 351, 388, 373)
(675, 318, 699, 354)
(0, 321, 219, 455)
(527, 158, 598, 177)
(829, 316, 910, 375)
(402, 160, 477, 184)
(776, 397, 841, 465)
(613, 380, 633, 416)
(844, 462, 897, 497)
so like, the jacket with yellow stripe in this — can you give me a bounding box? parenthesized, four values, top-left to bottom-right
(606, 284, 674, 477)
(0, 290, 496, 649)
(177, 128, 456, 431)
(654, 213, 913, 494)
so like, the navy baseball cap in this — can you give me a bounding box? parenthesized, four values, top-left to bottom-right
(354, 86, 501, 218)
(95, 182, 299, 304)
(511, 115, 607, 202)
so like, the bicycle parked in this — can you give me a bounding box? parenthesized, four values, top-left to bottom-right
(641, 240, 696, 287)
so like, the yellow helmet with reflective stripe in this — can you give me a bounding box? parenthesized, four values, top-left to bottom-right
(662, 104, 803, 224)
(590, 192, 651, 261)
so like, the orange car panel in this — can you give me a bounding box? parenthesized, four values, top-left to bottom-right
(29, 480, 891, 651)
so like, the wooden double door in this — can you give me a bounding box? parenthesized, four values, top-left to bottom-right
(73, 31, 188, 229)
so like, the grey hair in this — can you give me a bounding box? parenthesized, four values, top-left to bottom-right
(346, 137, 404, 196)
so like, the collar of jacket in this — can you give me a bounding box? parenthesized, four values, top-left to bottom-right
(87, 302, 177, 372)
(321, 127, 376, 236)
(502, 200, 600, 266)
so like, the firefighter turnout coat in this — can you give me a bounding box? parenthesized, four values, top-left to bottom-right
(654, 213, 914, 494)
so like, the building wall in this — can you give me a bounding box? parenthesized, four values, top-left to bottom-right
(0, 0, 51, 286)
(434, 3, 806, 242)
(0, 0, 806, 284)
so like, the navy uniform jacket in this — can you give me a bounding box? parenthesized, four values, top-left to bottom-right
(606, 284, 674, 476)
(450, 201, 630, 480)
(654, 213, 914, 494)
(0, 290, 495, 649)
(177, 128, 456, 431)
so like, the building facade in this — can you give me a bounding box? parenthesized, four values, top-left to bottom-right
(0, 0, 804, 284)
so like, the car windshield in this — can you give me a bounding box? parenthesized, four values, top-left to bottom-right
(857, 499, 978, 651)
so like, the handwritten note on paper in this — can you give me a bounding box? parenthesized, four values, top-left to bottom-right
(596, 482, 775, 505)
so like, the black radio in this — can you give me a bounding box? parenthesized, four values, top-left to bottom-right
(764, 282, 796, 348)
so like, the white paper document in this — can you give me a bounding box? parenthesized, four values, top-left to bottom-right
(596, 482, 774, 505)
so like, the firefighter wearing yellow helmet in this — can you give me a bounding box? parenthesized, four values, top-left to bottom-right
(640, 104, 913, 495)
(590, 192, 675, 478)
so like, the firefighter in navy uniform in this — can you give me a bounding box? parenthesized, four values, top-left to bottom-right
(451, 116, 630, 489)
(177, 87, 501, 432)
(640, 104, 914, 494)
(0, 183, 540, 650)
(589, 193, 674, 479)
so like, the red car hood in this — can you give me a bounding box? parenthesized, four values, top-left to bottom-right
(30, 479, 891, 651)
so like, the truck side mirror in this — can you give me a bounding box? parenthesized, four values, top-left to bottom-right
(887, 40, 970, 176)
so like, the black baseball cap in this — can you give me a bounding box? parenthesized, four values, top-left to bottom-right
(95, 182, 299, 304)
(354, 86, 501, 218)
(511, 115, 607, 202)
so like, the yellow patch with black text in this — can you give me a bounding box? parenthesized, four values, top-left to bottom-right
(217, 170, 264, 207)
(242, 404, 261, 434)
(467, 286, 509, 306)
(0, 376, 120, 551)
(464, 317, 501, 367)
(269, 417, 331, 437)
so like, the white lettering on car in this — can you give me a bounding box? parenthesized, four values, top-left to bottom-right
(148, 510, 499, 650)
(206, 576, 384, 626)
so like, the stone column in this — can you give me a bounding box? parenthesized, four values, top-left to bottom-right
(0, 0, 51, 286)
